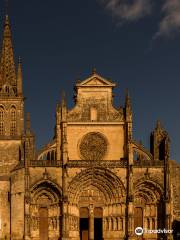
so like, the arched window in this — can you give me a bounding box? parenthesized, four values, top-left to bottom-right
(0, 106, 5, 135)
(90, 107, 97, 121)
(10, 106, 17, 136)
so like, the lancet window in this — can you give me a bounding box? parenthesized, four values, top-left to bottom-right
(10, 106, 17, 136)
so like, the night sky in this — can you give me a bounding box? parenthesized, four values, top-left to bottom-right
(0, 0, 180, 162)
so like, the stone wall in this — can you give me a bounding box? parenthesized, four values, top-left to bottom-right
(0, 177, 10, 239)
(170, 161, 180, 221)
(11, 168, 25, 239)
(0, 141, 21, 175)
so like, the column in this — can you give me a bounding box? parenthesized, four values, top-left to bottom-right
(89, 205, 94, 240)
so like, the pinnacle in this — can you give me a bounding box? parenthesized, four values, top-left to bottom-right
(92, 68, 97, 75)
(0, 13, 16, 86)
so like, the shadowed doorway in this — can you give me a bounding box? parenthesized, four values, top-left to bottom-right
(94, 207, 103, 240)
(134, 207, 143, 229)
(80, 207, 89, 240)
(39, 207, 48, 240)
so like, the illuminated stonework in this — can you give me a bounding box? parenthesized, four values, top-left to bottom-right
(0, 13, 180, 240)
(79, 132, 107, 160)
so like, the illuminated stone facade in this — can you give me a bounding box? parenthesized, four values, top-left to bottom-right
(0, 14, 180, 240)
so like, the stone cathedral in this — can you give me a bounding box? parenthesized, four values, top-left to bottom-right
(0, 14, 180, 240)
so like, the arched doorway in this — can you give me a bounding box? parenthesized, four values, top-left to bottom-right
(30, 180, 62, 240)
(134, 178, 164, 237)
(68, 168, 125, 240)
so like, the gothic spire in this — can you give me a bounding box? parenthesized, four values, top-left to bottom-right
(17, 57, 23, 96)
(125, 89, 131, 108)
(61, 91, 66, 107)
(125, 89, 132, 122)
(156, 120, 162, 131)
(61, 91, 67, 122)
(25, 112, 34, 137)
(26, 112, 31, 132)
(0, 14, 16, 86)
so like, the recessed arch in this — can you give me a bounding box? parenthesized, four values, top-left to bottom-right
(30, 180, 62, 239)
(68, 167, 125, 204)
(134, 177, 164, 234)
(30, 179, 62, 204)
(134, 178, 163, 204)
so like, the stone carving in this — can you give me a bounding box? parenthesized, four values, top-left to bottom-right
(67, 160, 127, 168)
(68, 97, 124, 122)
(79, 132, 107, 160)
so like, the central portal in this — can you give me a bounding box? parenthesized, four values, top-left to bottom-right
(80, 207, 103, 240)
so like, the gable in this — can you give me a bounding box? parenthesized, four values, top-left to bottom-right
(76, 73, 116, 88)
(84, 77, 109, 86)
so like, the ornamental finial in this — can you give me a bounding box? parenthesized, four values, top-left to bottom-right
(92, 68, 97, 75)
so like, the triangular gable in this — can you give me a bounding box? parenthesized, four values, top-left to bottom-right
(76, 73, 116, 87)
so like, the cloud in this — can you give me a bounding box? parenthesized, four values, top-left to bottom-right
(99, 0, 152, 22)
(99, 0, 180, 38)
(156, 0, 180, 37)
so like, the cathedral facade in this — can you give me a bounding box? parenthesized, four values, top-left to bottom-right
(0, 14, 180, 240)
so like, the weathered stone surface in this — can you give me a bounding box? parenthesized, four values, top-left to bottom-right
(0, 14, 179, 240)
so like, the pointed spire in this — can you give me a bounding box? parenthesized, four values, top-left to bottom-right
(0, 14, 16, 86)
(61, 91, 66, 107)
(17, 57, 23, 96)
(26, 112, 31, 132)
(61, 91, 67, 122)
(125, 89, 132, 122)
(156, 120, 162, 130)
(56, 103, 60, 112)
(125, 89, 131, 107)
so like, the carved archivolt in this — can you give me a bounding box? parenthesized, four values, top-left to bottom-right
(79, 132, 108, 160)
(134, 178, 163, 204)
(30, 180, 62, 204)
(68, 167, 125, 204)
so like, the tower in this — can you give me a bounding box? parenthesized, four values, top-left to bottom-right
(0, 13, 25, 239)
(150, 120, 170, 161)
(0, 14, 24, 173)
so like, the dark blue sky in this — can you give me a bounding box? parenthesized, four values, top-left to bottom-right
(0, 0, 179, 162)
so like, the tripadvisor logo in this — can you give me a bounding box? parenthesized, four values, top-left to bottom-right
(135, 227, 144, 236)
(135, 227, 173, 235)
